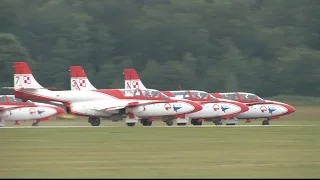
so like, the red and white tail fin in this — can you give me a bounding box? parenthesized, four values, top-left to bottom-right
(14, 62, 44, 90)
(123, 69, 147, 90)
(70, 66, 96, 91)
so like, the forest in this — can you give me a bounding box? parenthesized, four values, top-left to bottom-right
(0, 0, 319, 97)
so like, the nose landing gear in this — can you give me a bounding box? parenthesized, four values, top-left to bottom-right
(262, 119, 270, 125)
(32, 119, 40, 126)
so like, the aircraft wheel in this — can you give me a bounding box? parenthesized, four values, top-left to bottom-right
(94, 118, 101, 126)
(192, 119, 202, 126)
(213, 119, 222, 125)
(214, 122, 222, 125)
(196, 119, 203, 126)
(126, 123, 135, 127)
(141, 119, 147, 126)
(177, 123, 186, 126)
(88, 117, 93, 124)
(96, 118, 101, 126)
(89, 118, 101, 126)
(144, 120, 152, 126)
(262, 120, 269, 125)
(165, 120, 173, 126)
(141, 119, 152, 126)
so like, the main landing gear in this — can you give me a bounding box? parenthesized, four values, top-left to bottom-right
(165, 120, 174, 126)
(213, 119, 223, 125)
(162, 117, 174, 126)
(212, 118, 237, 125)
(32, 119, 40, 126)
(191, 119, 202, 126)
(140, 118, 152, 126)
(88, 117, 101, 126)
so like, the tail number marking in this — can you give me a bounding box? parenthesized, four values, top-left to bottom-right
(15, 76, 31, 84)
(126, 81, 139, 89)
(72, 79, 86, 90)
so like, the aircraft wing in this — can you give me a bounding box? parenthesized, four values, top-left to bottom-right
(86, 100, 165, 112)
(2, 87, 41, 90)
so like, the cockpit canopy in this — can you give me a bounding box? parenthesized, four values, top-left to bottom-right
(219, 92, 265, 102)
(120, 89, 169, 100)
(171, 90, 218, 102)
(0, 95, 33, 103)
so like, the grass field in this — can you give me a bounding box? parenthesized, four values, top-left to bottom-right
(1, 106, 320, 178)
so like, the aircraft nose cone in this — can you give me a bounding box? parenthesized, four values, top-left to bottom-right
(283, 104, 295, 115)
(189, 101, 203, 113)
(54, 106, 66, 115)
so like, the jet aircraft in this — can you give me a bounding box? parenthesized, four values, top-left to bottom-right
(0, 95, 64, 127)
(13, 62, 202, 127)
(122, 68, 295, 126)
(212, 92, 295, 125)
(70, 66, 249, 126)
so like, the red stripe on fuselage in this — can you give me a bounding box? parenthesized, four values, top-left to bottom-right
(14, 90, 69, 103)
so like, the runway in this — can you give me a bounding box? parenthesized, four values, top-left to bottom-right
(1, 124, 318, 128)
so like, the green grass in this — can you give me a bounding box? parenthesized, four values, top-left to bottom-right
(0, 106, 320, 178)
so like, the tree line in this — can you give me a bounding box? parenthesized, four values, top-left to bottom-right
(0, 0, 319, 97)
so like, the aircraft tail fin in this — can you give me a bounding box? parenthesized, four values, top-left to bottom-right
(123, 69, 147, 90)
(69, 66, 97, 91)
(14, 62, 44, 90)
